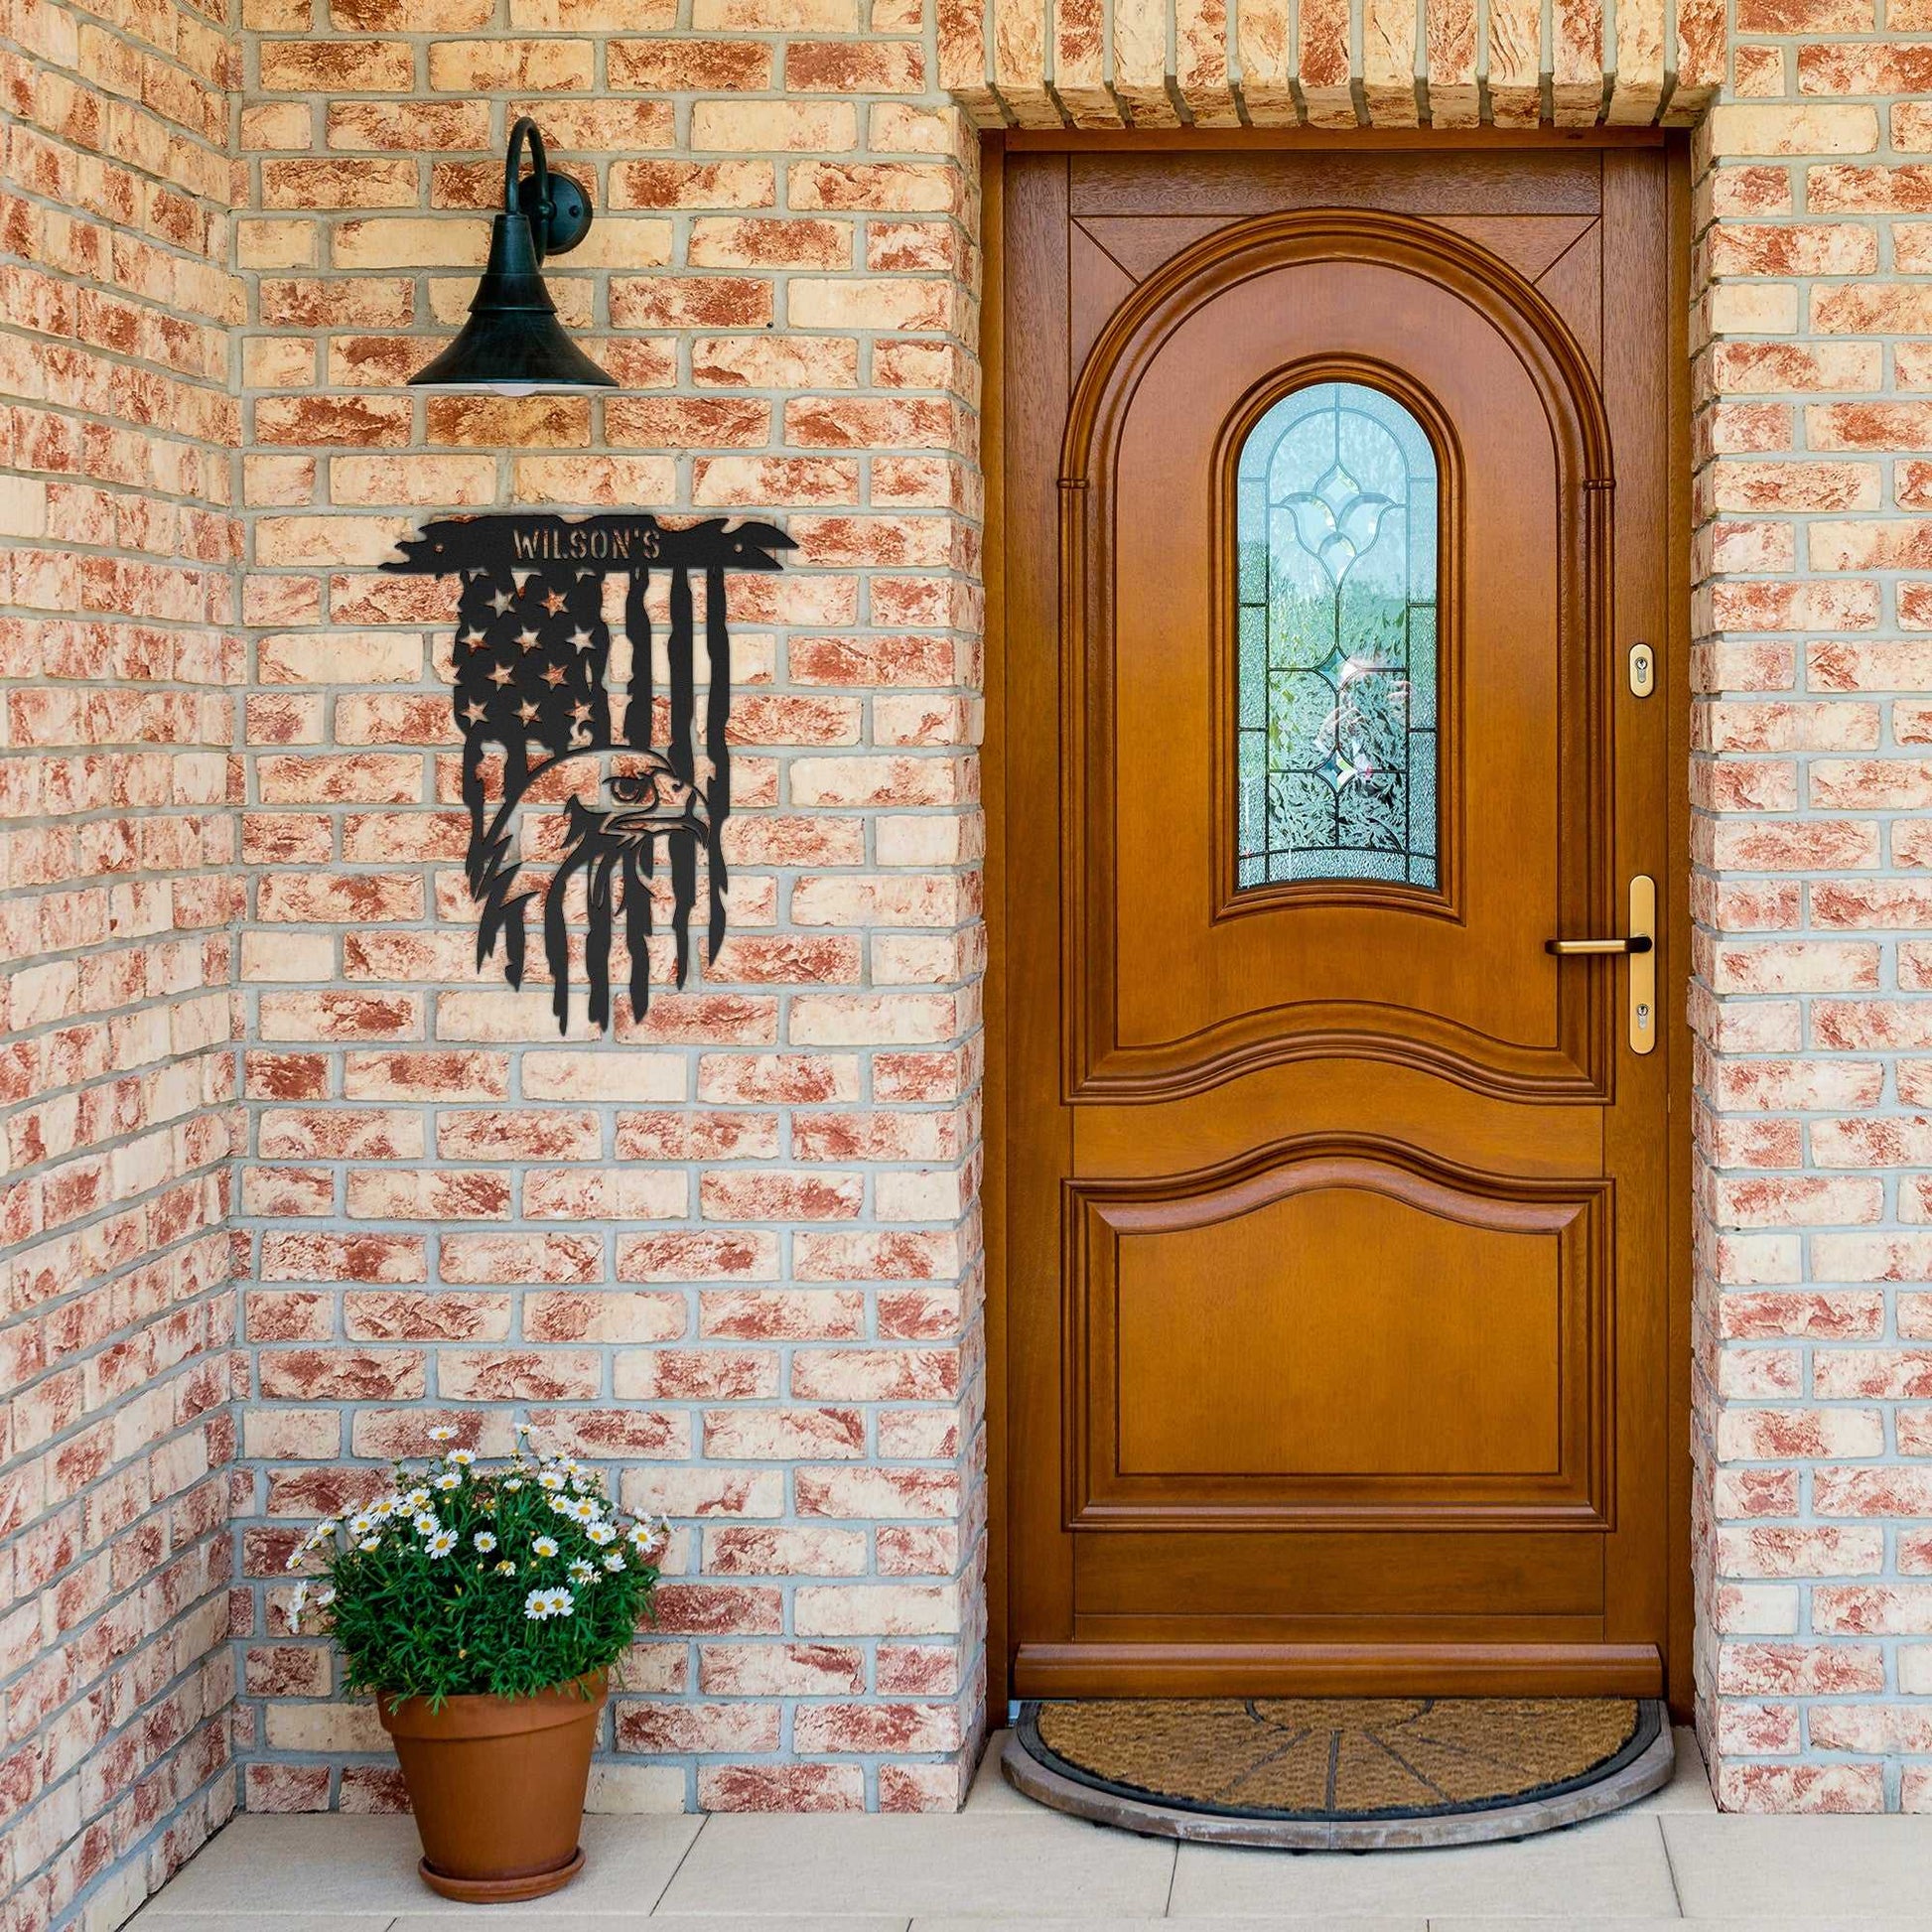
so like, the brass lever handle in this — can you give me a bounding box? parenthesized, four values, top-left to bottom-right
(1545, 877, 1657, 1056)
(1545, 934, 1654, 956)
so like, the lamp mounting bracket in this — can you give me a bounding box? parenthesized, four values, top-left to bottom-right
(505, 115, 592, 261)
(515, 168, 591, 260)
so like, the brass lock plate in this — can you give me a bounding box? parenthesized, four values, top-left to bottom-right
(1629, 874, 1656, 1056)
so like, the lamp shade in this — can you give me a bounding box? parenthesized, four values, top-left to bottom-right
(409, 118, 615, 394)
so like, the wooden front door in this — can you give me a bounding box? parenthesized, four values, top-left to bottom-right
(1000, 143, 1684, 1700)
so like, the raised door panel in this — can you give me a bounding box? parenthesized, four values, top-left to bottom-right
(1119, 1194, 1563, 1478)
(1065, 216, 1616, 1105)
(1067, 1144, 1609, 1531)
(1075, 1528, 1607, 1621)
(1066, 150, 1604, 218)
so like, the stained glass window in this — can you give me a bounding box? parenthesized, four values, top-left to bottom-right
(1235, 380, 1439, 891)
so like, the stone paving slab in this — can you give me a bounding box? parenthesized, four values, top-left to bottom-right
(128, 1732, 1932, 1931)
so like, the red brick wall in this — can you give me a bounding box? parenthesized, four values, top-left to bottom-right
(16, 0, 1932, 1898)
(229, 5, 989, 1816)
(1690, 82, 1932, 1812)
(0, 0, 244, 1920)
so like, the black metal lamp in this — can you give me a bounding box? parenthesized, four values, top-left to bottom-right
(409, 116, 615, 394)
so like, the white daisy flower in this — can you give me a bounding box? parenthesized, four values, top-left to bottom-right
(413, 1512, 440, 1537)
(568, 1559, 596, 1585)
(566, 1498, 599, 1524)
(494, 1559, 517, 1577)
(473, 1531, 497, 1554)
(550, 1587, 575, 1617)
(403, 1487, 431, 1511)
(315, 1586, 336, 1608)
(515, 1421, 534, 1437)
(532, 1535, 559, 1559)
(428, 1426, 456, 1444)
(289, 1581, 309, 1630)
(427, 1529, 458, 1558)
(538, 1470, 566, 1491)
(433, 1471, 461, 1492)
(503, 1477, 524, 1491)
(447, 1449, 476, 1466)
(523, 1587, 561, 1621)
(371, 1496, 398, 1518)
(358, 1537, 380, 1553)
(602, 1552, 626, 1573)
(586, 1522, 617, 1546)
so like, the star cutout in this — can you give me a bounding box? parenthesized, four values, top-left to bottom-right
(542, 664, 567, 687)
(487, 662, 513, 687)
(515, 627, 541, 651)
(461, 701, 487, 726)
(542, 589, 568, 616)
(486, 588, 514, 616)
(516, 700, 540, 724)
(568, 626, 596, 653)
(465, 631, 490, 652)
(569, 700, 593, 725)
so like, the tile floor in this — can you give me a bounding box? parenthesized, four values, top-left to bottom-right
(130, 1728, 1932, 1929)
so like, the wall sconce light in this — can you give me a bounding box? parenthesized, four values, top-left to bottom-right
(409, 116, 615, 394)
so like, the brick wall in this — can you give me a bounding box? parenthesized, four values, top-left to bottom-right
(1692, 69, 1932, 1810)
(0, 0, 244, 1918)
(15, 0, 1932, 1900)
(228, 2, 989, 1817)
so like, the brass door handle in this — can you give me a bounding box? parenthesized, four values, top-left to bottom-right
(1545, 935, 1653, 955)
(1545, 876, 1657, 1055)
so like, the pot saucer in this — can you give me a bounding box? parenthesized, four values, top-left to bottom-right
(418, 1846, 584, 1902)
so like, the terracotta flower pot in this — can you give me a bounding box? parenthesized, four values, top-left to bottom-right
(377, 1672, 607, 1902)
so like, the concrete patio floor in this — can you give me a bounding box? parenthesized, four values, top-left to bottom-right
(131, 1728, 1932, 1929)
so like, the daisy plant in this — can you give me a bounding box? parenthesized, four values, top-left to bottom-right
(287, 1426, 668, 1708)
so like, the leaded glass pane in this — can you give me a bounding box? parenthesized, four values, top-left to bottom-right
(1234, 381, 1440, 891)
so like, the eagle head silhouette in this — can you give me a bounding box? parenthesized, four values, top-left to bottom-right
(474, 747, 710, 1029)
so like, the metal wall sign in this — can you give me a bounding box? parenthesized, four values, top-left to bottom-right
(385, 514, 795, 1034)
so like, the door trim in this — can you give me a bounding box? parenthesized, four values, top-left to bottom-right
(1010, 1640, 1665, 1701)
(981, 130, 1694, 1719)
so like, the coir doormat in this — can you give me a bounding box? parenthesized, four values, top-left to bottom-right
(1005, 1697, 1673, 1849)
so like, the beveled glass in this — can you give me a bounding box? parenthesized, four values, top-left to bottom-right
(1235, 380, 1440, 891)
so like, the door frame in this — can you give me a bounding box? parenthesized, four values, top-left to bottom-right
(980, 128, 1695, 1719)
